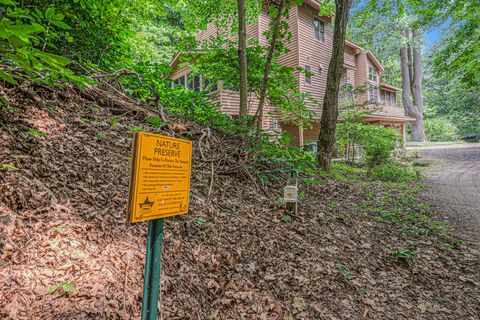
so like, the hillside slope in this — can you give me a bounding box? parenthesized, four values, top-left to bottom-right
(0, 83, 479, 319)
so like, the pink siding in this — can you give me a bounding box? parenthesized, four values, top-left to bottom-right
(354, 52, 368, 103)
(276, 6, 299, 69)
(258, 10, 271, 46)
(218, 89, 277, 131)
(196, 23, 225, 44)
(344, 46, 356, 69)
(297, 4, 333, 113)
(196, 16, 261, 45)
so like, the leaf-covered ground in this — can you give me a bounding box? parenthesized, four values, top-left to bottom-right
(0, 84, 479, 319)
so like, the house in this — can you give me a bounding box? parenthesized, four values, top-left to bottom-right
(169, 0, 415, 147)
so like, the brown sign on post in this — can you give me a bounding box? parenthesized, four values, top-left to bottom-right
(127, 132, 193, 223)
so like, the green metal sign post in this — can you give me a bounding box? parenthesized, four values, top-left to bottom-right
(141, 219, 165, 320)
(127, 132, 192, 319)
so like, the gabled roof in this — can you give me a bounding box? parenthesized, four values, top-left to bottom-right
(169, 52, 182, 68)
(344, 40, 385, 73)
(345, 40, 364, 51)
(169, 49, 206, 68)
(304, 0, 321, 11)
(365, 50, 384, 73)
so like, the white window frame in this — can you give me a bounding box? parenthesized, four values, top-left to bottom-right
(369, 86, 378, 103)
(313, 18, 325, 42)
(368, 67, 377, 82)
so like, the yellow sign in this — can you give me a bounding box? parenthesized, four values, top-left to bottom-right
(127, 132, 193, 223)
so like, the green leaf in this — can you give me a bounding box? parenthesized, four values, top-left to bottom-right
(0, 70, 18, 85)
(45, 7, 55, 19)
(281, 214, 292, 222)
(33, 8, 43, 19)
(34, 51, 71, 67)
(62, 282, 76, 293)
(50, 19, 70, 30)
(48, 281, 76, 295)
(48, 284, 60, 294)
(0, 0, 17, 5)
(0, 164, 17, 170)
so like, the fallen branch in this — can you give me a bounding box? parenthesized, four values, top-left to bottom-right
(148, 85, 167, 122)
(91, 68, 142, 84)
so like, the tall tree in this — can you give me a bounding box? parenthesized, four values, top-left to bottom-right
(317, 0, 352, 170)
(349, 1, 432, 141)
(401, 28, 427, 141)
(238, 0, 248, 118)
(255, 0, 287, 130)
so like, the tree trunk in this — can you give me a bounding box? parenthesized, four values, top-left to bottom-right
(238, 0, 248, 118)
(400, 29, 427, 142)
(407, 35, 414, 88)
(411, 29, 427, 141)
(255, 0, 286, 130)
(316, 0, 352, 170)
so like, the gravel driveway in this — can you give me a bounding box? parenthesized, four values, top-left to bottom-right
(418, 144, 480, 252)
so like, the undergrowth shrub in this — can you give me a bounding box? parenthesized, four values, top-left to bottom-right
(0, 1, 89, 87)
(159, 87, 247, 134)
(362, 126, 400, 169)
(424, 118, 458, 142)
(337, 121, 400, 170)
(370, 161, 421, 182)
(255, 131, 317, 176)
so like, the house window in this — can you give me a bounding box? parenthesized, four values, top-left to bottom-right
(187, 74, 200, 91)
(369, 67, 377, 82)
(390, 92, 396, 107)
(382, 91, 387, 105)
(369, 86, 378, 103)
(313, 18, 325, 42)
(305, 65, 311, 84)
(178, 75, 186, 87)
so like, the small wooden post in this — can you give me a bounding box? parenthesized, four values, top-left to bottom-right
(298, 125, 304, 147)
(284, 169, 298, 215)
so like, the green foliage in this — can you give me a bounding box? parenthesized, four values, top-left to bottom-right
(337, 120, 400, 169)
(28, 128, 47, 138)
(429, 10, 479, 92)
(161, 87, 243, 134)
(362, 126, 400, 169)
(0, 0, 88, 85)
(392, 248, 417, 266)
(336, 264, 353, 280)
(254, 131, 317, 175)
(423, 118, 458, 142)
(424, 75, 480, 135)
(0, 163, 17, 170)
(14, 0, 192, 69)
(370, 161, 421, 182)
(48, 281, 77, 296)
(281, 214, 292, 223)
